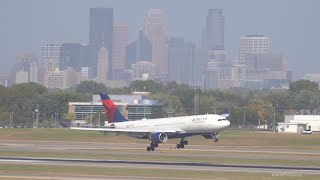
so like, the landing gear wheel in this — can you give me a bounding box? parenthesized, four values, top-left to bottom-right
(150, 146, 155, 151)
(176, 144, 181, 149)
(180, 144, 185, 149)
(154, 143, 158, 148)
(147, 147, 151, 152)
(214, 138, 219, 142)
(184, 140, 188, 145)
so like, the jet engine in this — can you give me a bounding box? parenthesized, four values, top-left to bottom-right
(149, 132, 168, 143)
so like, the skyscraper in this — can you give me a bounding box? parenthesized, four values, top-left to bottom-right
(168, 37, 200, 85)
(205, 9, 225, 50)
(59, 43, 88, 71)
(112, 23, 128, 75)
(89, 8, 113, 79)
(138, 30, 152, 62)
(201, 9, 225, 72)
(143, 9, 168, 78)
(97, 46, 109, 83)
(125, 41, 138, 69)
(240, 34, 269, 63)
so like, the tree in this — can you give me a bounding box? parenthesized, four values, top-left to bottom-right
(289, 80, 319, 93)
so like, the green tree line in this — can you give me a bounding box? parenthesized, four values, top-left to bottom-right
(0, 80, 319, 128)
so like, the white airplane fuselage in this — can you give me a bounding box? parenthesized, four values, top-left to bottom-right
(105, 114, 230, 138)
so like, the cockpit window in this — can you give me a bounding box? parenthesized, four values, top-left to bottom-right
(218, 119, 226, 121)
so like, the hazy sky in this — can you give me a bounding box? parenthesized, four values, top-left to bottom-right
(0, 0, 319, 76)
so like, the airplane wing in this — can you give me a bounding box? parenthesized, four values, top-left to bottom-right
(70, 127, 182, 134)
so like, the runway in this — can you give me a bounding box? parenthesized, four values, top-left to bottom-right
(0, 139, 319, 179)
(1, 139, 320, 161)
(0, 156, 320, 174)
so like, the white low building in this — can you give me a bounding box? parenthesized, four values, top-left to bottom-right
(277, 122, 308, 133)
(285, 115, 320, 131)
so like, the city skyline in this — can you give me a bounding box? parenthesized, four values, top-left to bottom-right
(0, 0, 319, 77)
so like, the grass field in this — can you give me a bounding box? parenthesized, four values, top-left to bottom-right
(0, 128, 319, 147)
(0, 128, 319, 179)
(0, 164, 317, 180)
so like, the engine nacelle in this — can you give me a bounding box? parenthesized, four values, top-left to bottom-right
(149, 132, 168, 143)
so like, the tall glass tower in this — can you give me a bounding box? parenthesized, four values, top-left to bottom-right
(89, 8, 113, 79)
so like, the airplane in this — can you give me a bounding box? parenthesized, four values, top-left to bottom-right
(71, 93, 230, 152)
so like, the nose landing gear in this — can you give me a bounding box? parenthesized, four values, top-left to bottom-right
(211, 133, 219, 142)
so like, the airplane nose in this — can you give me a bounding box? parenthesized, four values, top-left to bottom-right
(226, 120, 230, 127)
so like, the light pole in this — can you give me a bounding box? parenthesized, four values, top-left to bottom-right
(10, 112, 13, 128)
(273, 106, 275, 131)
(35, 105, 39, 128)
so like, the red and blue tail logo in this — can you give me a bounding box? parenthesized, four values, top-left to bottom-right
(100, 93, 128, 123)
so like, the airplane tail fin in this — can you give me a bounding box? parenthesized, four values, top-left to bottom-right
(221, 107, 230, 118)
(100, 93, 128, 123)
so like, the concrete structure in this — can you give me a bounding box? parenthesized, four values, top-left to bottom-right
(245, 53, 287, 71)
(14, 54, 38, 84)
(168, 37, 200, 85)
(29, 61, 38, 83)
(112, 23, 128, 75)
(205, 61, 245, 89)
(0, 75, 10, 87)
(96, 46, 109, 83)
(131, 61, 157, 80)
(44, 59, 59, 72)
(284, 115, 320, 131)
(15, 70, 29, 84)
(277, 122, 308, 133)
(42, 43, 61, 61)
(45, 69, 64, 89)
(44, 68, 80, 89)
(143, 9, 168, 78)
(89, 8, 113, 79)
(240, 34, 269, 63)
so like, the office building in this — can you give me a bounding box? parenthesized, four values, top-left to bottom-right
(96, 46, 109, 83)
(240, 34, 269, 63)
(168, 37, 200, 85)
(42, 43, 61, 61)
(143, 9, 168, 77)
(131, 61, 157, 80)
(112, 23, 129, 75)
(59, 43, 88, 71)
(201, 9, 225, 72)
(125, 41, 138, 69)
(14, 54, 38, 84)
(89, 8, 113, 79)
(245, 53, 287, 71)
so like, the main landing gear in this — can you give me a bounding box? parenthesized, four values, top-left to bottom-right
(146, 142, 158, 152)
(212, 133, 219, 142)
(176, 138, 188, 149)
